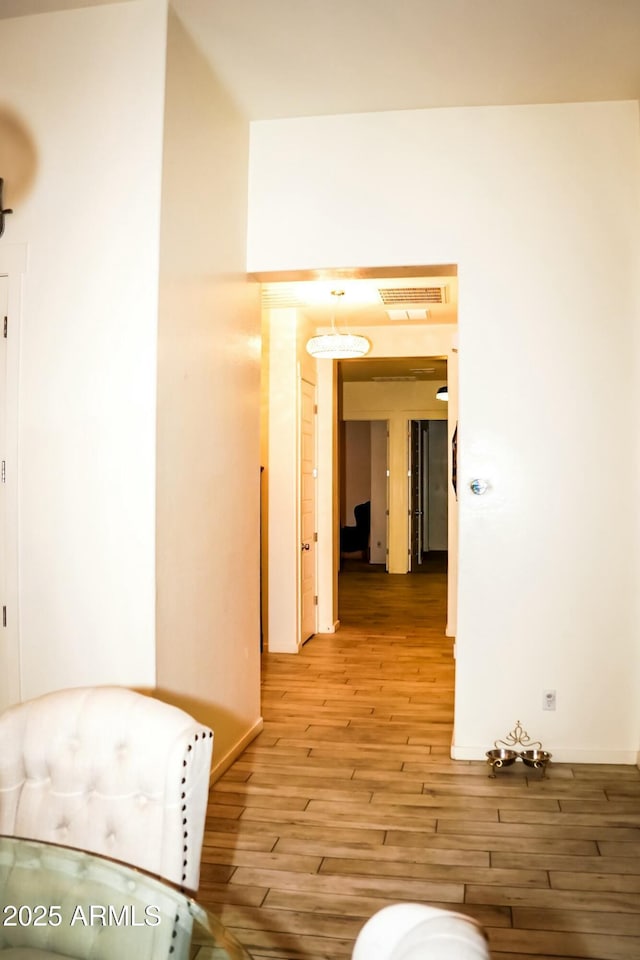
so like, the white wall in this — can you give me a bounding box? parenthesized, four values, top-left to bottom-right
(265, 309, 299, 653)
(264, 308, 318, 653)
(0, 0, 167, 699)
(316, 359, 339, 633)
(156, 8, 262, 775)
(426, 420, 448, 552)
(248, 101, 640, 762)
(369, 420, 388, 565)
(344, 420, 371, 520)
(369, 421, 387, 565)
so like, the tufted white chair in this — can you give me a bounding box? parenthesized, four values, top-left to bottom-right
(0, 686, 213, 893)
(352, 904, 491, 960)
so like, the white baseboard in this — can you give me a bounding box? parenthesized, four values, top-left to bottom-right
(210, 716, 264, 783)
(451, 743, 640, 765)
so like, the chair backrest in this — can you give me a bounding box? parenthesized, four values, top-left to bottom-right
(0, 686, 213, 892)
(352, 904, 491, 960)
(353, 500, 371, 533)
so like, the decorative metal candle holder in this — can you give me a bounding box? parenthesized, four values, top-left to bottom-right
(486, 721, 551, 778)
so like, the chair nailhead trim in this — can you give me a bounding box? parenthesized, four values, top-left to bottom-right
(178, 729, 208, 891)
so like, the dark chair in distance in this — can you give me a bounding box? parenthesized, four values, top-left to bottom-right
(340, 500, 371, 559)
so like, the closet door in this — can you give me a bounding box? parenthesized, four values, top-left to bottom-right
(0, 274, 16, 711)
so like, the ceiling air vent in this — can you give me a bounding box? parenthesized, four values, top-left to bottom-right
(378, 286, 447, 305)
(261, 286, 304, 309)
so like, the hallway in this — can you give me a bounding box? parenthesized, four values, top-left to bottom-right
(200, 567, 640, 960)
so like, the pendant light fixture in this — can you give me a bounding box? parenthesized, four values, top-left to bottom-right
(306, 289, 371, 359)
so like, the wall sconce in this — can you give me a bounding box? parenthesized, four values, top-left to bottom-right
(0, 179, 13, 238)
(436, 385, 448, 401)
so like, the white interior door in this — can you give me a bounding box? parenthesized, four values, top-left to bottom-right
(369, 420, 388, 566)
(427, 419, 448, 550)
(299, 379, 317, 643)
(409, 419, 424, 569)
(0, 276, 10, 710)
(0, 249, 26, 709)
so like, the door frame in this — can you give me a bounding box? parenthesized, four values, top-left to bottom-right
(298, 376, 317, 644)
(315, 332, 458, 637)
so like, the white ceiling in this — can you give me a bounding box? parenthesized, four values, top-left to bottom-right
(0, 0, 128, 16)
(171, 0, 640, 120)
(260, 273, 458, 327)
(3, 1, 640, 121)
(259, 271, 457, 384)
(4, 0, 639, 379)
(340, 356, 447, 383)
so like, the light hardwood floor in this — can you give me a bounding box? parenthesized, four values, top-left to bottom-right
(200, 562, 640, 960)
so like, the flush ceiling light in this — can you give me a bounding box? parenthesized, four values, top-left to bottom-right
(306, 289, 371, 360)
(436, 385, 448, 401)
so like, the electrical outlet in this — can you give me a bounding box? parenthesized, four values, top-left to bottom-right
(543, 689, 556, 711)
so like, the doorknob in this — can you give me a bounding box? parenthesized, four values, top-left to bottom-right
(301, 542, 310, 551)
(469, 478, 489, 496)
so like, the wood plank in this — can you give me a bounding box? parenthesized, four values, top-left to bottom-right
(387, 829, 599, 856)
(275, 837, 490, 867)
(320, 856, 549, 887)
(262, 889, 512, 928)
(465, 885, 640, 914)
(488, 927, 640, 960)
(512, 907, 640, 936)
(228, 866, 464, 903)
(494, 853, 640, 876)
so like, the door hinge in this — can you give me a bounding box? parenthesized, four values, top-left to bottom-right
(3, 316, 7, 338)
(385, 509, 389, 516)
(1, 461, 5, 484)
(313, 596, 318, 605)
(314, 404, 318, 414)
(313, 532, 318, 542)
(2, 606, 6, 628)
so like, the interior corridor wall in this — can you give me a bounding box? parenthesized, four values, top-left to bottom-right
(265, 308, 317, 654)
(344, 421, 371, 521)
(156, 8, 262, 776)
(0, 0, 167, 699)
(369, 421, 388, 566)
(247, 101, 640, 762)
